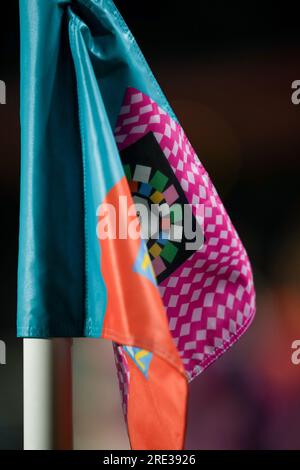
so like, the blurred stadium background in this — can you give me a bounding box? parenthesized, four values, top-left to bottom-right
(0, 0, 300, 449)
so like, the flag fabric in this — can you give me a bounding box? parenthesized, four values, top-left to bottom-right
(18, 0, 255, 449)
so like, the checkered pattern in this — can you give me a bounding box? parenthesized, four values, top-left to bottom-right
(113, 343, 130, 418)
(114, 88, 256, 382)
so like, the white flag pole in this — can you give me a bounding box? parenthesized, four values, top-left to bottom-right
(23, 338, 73, 450)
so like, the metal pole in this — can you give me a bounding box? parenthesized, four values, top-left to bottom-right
(23, 338, 73, 450)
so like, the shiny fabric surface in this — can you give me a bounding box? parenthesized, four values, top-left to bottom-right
(18, 0, 175, 337)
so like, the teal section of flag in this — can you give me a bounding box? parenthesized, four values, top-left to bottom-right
(17, 0, 176, 338)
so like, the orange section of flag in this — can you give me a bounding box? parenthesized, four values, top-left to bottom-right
(99, 176, 187, 449)
(126, 354, 187, 450)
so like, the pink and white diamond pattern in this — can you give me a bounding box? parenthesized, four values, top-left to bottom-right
(113, 343, 130, 418)
(114, 88, 256, 382)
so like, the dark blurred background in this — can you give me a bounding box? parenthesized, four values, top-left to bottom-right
(1, 0, 300, 449)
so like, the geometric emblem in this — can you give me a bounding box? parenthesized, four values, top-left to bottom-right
(121, 132, 204, 284)
(123, 345, 153, 379)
